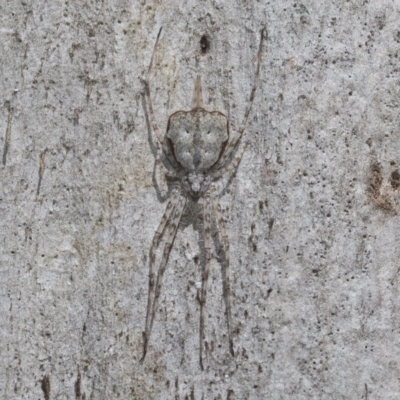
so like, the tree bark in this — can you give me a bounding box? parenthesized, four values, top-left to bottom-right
(1, 0, 400, 398)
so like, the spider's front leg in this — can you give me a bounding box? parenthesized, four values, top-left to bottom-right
(144, 27, 164, 149)
(144, 27, 180, 172)
(211, 142, 248, 181)
(213, 28, 265, 171)
(141, 187, 186, 361)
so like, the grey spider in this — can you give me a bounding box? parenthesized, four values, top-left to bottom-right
(141, 27, 265, 370)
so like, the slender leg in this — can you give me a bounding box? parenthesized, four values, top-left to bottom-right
(211, 187, 234, 356)
(141, 187, 182, 361)
(145, 27, 164, 148)
(211, 142, 248, 180)
(199, 192, 212, 370)
(155, 152, 176, 178)
(145, 28, 180, 170)
(149, 193, 186, 335)
(215, 28, 266, 171)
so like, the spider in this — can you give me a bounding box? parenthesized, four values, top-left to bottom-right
(141, 27, 265, 369)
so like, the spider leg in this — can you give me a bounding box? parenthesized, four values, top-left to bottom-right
(145, 27, 165, 149)
(155, 152, 177, 178)
(199, 192, 212, 370)
(149, 193, 186, 338)
(211, 142, 248, 181)
(211, 186, 234, 356)
(141, 186, 182, 361)
(145, 28, 180, 171)
(214, 28, 266, 171)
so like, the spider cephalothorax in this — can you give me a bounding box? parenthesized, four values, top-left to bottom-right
(181, 172, 211, 197)
(141, 27, 265, 370)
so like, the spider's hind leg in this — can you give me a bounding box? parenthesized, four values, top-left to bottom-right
(149, 193, 186, 333)
(141, 187, 185, 361)
(199, 192, 212, 370)
(211, 186, 234, 357)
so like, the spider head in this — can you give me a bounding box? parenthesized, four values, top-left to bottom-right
(182, 172, 211, 197)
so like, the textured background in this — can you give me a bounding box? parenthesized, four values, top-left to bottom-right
(1, 0, 400, 398)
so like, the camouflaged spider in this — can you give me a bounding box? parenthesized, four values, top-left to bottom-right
(141, 27, 265, 369)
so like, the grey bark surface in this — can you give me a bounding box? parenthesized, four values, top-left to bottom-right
(1, 0, 400, 399)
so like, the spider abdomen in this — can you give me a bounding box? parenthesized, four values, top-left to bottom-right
(167, 109, 229, 172)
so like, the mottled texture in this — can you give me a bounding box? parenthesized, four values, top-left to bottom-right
(167, 109, 228, 172)
(142, 30, 263, 370)
(2, 0, 400, 399)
